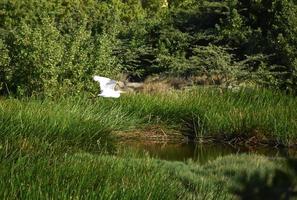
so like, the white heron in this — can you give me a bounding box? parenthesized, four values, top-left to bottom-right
(93, 75, 125, 98)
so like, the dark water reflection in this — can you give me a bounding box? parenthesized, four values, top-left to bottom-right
(118, 141, 296, 164)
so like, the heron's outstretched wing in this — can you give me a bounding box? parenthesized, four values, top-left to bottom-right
(93, 75, 117, 91)
(104, 80, 117, 90)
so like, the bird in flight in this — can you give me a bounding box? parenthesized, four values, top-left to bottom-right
(93, 75, 125, 98)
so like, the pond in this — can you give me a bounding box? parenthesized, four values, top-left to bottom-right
(118, 140, 296, 164)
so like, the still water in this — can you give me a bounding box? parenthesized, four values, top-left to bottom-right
(118, 140, 295, 164)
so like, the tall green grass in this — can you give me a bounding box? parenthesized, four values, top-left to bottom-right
(1, 87, 297, 148)
(117, 88, 297, 146)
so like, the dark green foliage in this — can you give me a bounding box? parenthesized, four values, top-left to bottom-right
(0, 39, 10, 93)
(218, 0, 297, 92)
(1, 0, 297, 96)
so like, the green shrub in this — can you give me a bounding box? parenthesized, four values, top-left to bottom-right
(9, 19, 63, 96)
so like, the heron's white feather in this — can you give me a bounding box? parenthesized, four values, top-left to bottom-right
(93, 75, 122, 98)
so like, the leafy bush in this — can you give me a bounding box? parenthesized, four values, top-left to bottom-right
(9, 20, 63, 96)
